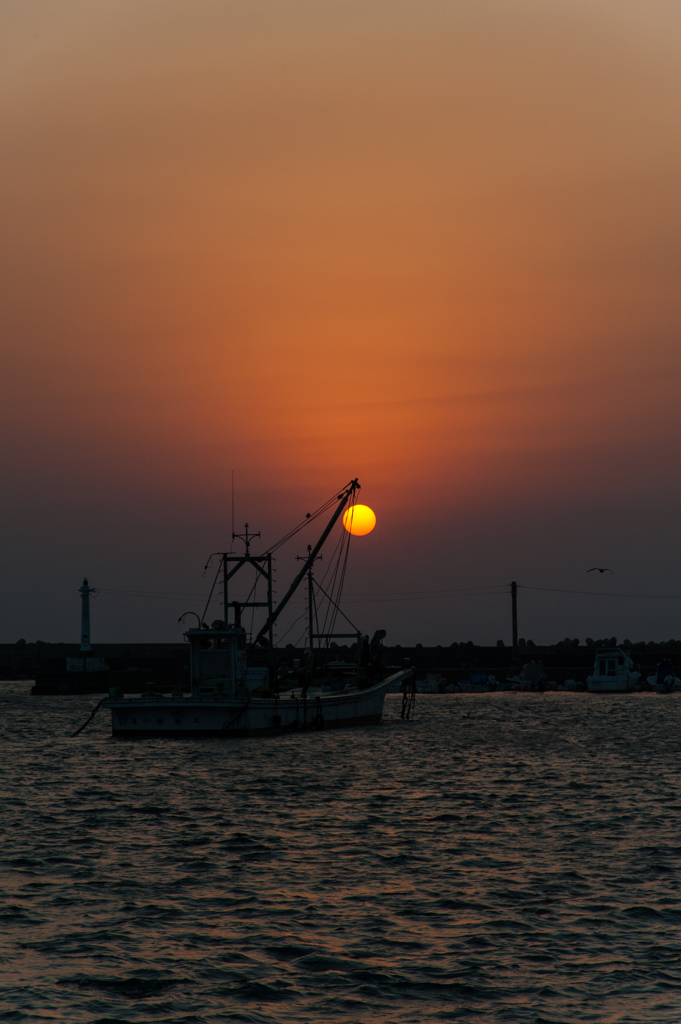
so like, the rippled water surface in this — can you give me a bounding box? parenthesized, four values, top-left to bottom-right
(2, 683, 681, 1023)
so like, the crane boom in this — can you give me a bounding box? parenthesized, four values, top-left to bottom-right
(253, 479, 358, 645)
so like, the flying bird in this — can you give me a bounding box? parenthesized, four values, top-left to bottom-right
(587, 567, 613, 574)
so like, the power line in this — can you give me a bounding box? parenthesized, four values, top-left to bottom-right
(97, 588, 209, 601)
(344, 584, 507, 598)
(343, 590, 507, 605)
(520, 585, 681, 601)
(94, 581, 681, 605)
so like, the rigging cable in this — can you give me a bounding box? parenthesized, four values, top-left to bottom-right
(250, 574, 258, 638)
(261, 481, 356, 556)
(313, 578, 361, 633)
(263, 495, 339, 554)
(199, 555, 224, 624)
(274, 608, 309, 645)
(328, 521, 353, 641)
(318, 529, 344, 644)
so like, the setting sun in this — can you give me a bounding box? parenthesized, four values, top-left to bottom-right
(343, 504, 377, 536)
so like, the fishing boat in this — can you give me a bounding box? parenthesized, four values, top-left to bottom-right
(586, 647, 640, 693)
(101, 480, 412, 738)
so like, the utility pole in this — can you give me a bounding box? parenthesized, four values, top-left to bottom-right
(511, 581, 518, 650)
(79, 578, 95, 652)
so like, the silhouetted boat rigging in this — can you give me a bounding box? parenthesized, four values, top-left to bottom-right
(102, 479, 413, 738)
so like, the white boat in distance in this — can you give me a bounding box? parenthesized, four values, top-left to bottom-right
(102, 480, 412, 738)
(587, 647, 640, 693)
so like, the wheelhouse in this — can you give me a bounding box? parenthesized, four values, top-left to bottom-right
(595, 649, 628, 677)
(185, 623, 247, 697)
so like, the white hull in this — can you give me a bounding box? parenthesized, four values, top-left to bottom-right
(102, 670, 410, 738)
(650, 678, 681, 693)
(587, 678, 639, 693)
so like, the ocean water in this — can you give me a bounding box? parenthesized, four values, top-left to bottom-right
(1, 683, 681, 1023)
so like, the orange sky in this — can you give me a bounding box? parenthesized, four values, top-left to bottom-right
(1, 1, 681, 643)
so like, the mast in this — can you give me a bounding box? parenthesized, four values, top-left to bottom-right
(253, 479, 358, 645)
(230, 523, 260, 626)
(295, 543, 322, 670)
(308, 555, 314, 655)
(222, 555, 228, 623)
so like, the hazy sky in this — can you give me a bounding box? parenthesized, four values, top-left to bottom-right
(1, 0, 681, 646)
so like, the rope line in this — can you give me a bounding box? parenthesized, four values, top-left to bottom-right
(221, 698, 250, 731)
(71, 699, 105, 737)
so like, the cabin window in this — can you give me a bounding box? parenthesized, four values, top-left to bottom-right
(606, 659, 616, 676)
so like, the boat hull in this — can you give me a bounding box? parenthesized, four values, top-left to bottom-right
(102, 670, 410, 739)
(586, 678, 639, 693)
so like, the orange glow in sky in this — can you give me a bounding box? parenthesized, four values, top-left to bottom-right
(1, 1, 681, 643)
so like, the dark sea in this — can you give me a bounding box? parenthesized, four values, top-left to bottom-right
(2, 683, 681, 1023)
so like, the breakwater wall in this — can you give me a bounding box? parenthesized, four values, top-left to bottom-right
(3, 638, 679, 694)
(0, 642, 187, 681)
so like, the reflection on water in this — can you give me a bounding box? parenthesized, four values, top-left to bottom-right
(1, 683, 681, 1023)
